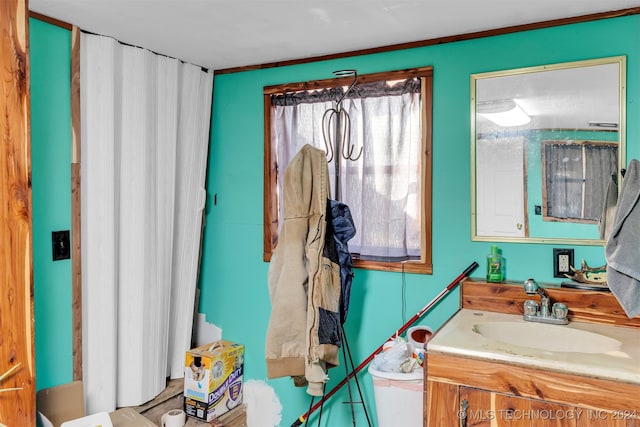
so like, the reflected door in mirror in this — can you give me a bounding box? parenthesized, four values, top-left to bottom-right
(476, 137, 526, 237)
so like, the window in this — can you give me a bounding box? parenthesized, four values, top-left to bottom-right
(542, 140, 618, 222)
(263, 68, 432, 273)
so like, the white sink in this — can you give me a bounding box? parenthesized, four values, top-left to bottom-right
(427, 309, 640, 385)
(473, 321, 622, 353)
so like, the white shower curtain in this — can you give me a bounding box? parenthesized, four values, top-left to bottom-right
(80, 33, 213, 412)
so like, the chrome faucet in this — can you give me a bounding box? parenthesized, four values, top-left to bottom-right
(522, 278, 568, 325)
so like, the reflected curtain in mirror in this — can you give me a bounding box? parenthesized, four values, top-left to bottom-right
(542, 141, 618, 222)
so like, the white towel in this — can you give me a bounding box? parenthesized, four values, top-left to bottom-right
(605, 159, 640, 318)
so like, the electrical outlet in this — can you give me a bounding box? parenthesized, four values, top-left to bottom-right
(553, 248, 574, 278)
(52, 230, 71, 261)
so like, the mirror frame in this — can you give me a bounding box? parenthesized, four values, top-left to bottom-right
(470, 56, 626, 245)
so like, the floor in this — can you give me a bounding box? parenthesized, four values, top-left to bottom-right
(132, 378, 187, 425)
(131, 378, 246, 426)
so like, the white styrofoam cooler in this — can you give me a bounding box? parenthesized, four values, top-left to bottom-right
(368, 365, 423, 427)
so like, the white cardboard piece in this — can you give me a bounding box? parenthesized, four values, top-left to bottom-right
(61, 412, 113, 427)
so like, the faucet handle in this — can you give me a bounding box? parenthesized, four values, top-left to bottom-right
(524, 300, 538, 316)
(552, 302, 568, 320)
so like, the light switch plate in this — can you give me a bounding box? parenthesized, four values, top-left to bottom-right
(553, 248, 574, 278)
(52, 230, 71, 261)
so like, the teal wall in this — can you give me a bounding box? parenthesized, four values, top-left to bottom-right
(198, 15, 640, 427)
(30, 18, 73, 391)
(28, 13, 640, 426)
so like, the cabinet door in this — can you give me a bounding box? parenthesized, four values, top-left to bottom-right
(460, 386, 530, 427)
(530, 399, 577, 427)
(574, 409, 639, 427)
(532, 399, 638, 427)
(426, 380, 459, 426)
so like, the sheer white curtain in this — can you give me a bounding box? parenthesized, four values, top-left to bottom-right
(272, 80, 422, 260)
(80, 33, 213, 412)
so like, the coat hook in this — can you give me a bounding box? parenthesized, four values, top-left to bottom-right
(322, 70, 363, 162)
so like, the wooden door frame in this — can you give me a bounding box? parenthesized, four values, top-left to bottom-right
(71, 26, 83, 381)
(0, 0, 36, 424)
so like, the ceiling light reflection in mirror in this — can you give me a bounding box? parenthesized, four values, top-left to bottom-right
(477, 99, 531, 127)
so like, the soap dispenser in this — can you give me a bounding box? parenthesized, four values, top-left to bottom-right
(486, 245, 505, 283)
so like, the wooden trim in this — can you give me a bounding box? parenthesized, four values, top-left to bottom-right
(461, 278, 640, 328)
(71, 26, 81, 163)
(71, 26, 83, 381)
(427, 352, 640, 413)
(263, 92, 278, 262)
(422, 75, 433, 271)
(0, 0, 36, 424)
(351, 259, 432, 275)
(71, 164, 82, 381)
(263, 67, 433, 95)
(216, 7, 640, 75)
(28, 11, 73, 30)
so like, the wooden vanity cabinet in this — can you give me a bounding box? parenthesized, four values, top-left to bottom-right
(428, 380, 637, 427)
(429, 380, 639, 427)
(424, 279, 640, 426)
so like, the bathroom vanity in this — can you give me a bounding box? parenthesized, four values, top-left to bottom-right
(424, 279, 640, 426)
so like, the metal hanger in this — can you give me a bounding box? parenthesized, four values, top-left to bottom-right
(322, 70, 363, 163)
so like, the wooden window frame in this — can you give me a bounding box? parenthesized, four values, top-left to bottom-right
(263, 67, 433, 274)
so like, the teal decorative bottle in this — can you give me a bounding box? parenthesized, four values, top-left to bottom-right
(486, 245, 505, 283)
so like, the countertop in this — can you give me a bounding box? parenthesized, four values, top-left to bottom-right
(427, 308, 640, 385)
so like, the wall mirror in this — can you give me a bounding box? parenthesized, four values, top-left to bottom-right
(471, 56, 626, 245)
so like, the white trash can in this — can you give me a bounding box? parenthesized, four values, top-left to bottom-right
(368, 365, 423, 427)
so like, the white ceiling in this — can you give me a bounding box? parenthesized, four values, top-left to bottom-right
(29, 0, 640, 72)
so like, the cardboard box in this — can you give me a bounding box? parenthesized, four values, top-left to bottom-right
(37, 381, 157, 427)
(210, 404, 247, 427)
(184, 340, 244, 421)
